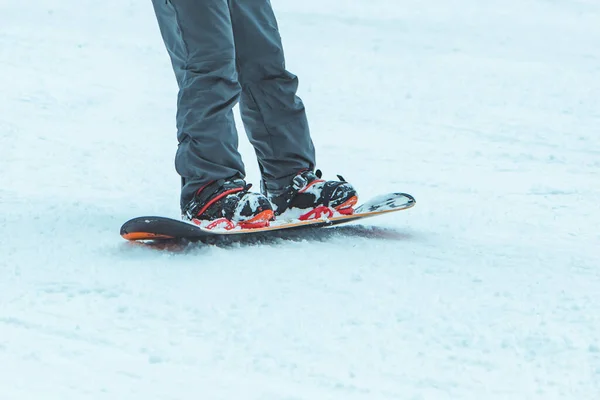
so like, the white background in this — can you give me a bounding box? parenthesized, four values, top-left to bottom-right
(1, 0, 599, 398)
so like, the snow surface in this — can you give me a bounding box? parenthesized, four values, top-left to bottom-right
(1, 0, 600, 398)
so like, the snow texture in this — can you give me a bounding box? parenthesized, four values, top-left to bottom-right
(1, 0, 600, 399)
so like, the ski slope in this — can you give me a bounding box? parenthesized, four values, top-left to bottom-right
(1, 0, 599, 398)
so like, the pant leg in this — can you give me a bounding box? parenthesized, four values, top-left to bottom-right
(151, 0, 246, 207)
(228, 0, 316, 193)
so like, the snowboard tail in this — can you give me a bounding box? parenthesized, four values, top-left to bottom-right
(120, 192, 415, 242)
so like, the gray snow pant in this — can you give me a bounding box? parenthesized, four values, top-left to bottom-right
(151, 0, 316, 207)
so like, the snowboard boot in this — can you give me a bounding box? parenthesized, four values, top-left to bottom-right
(182, 177, 274, 230)
(267, 169, 358, 221)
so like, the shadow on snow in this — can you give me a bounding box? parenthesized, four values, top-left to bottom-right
(121, 224, 414, 253)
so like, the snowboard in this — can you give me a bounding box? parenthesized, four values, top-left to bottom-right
(120, 192, 415, 242)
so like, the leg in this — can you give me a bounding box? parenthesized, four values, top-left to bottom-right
(228, 0, 316, 194)
(151, 0, 245, 208)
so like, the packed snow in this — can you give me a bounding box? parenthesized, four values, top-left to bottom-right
(1, 0, 599, 399)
